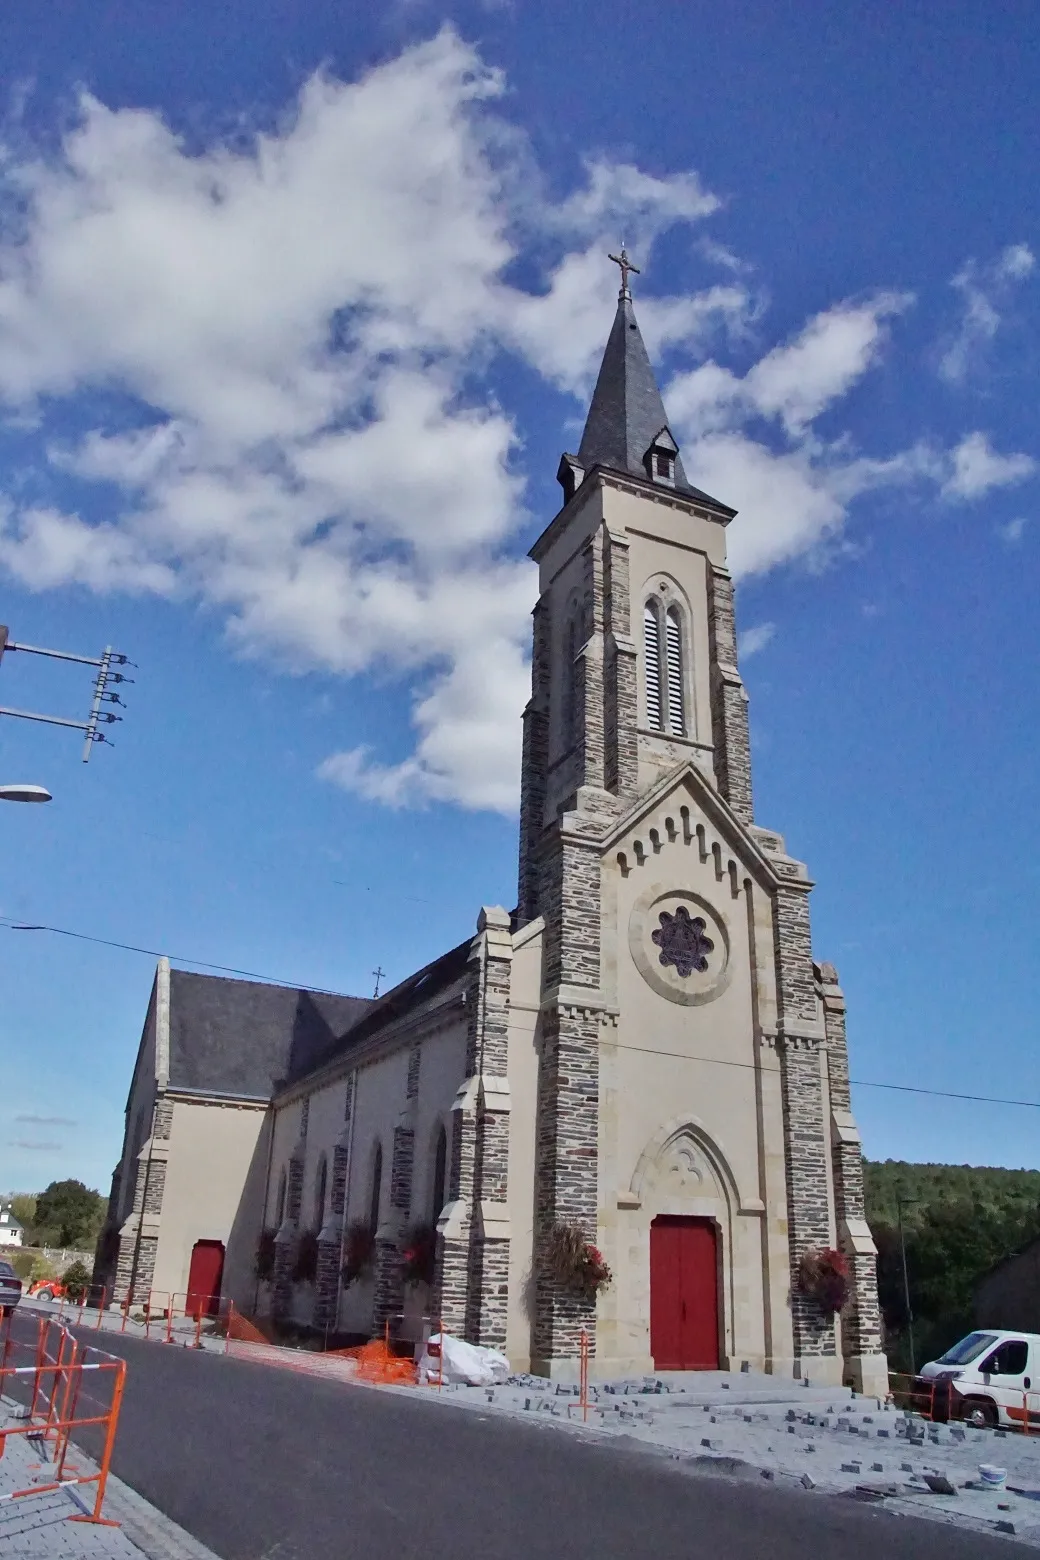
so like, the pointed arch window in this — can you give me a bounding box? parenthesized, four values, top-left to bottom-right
(644, 602, 663, 731)
(369, 1142, 383, 1233)
(665, 607, 685, 737)
(431, 1124, 448, 1224)
(563, 614, 578, 748)
(314, 1154, 328, 1231)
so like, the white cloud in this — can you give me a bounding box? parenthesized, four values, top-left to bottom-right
(0, 31, 732, 813)
(998, 516, 1028, 545)
(737, 622, 775, 659)
(941, 432, 1036, 500)
(939, 243, 1036, 384)
(0, 32, 1033, 815)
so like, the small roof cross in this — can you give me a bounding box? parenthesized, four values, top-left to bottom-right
(608, 244, 641, 300)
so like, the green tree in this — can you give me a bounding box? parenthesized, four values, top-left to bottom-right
(9, 1193, 37, 1233)
(865, 1160, 1040, 1372)
(32, 1181, 105, 1249)
(60, 1259, 92, 1302)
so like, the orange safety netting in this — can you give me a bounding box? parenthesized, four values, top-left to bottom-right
(226, 1310, 275, 1345)
(335, 1337, 417, 1385)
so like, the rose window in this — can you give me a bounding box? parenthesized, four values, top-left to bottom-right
(652, 905, 714, 978)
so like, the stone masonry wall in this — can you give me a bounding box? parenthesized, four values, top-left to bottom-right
(113, 1095, 172, 1303)
(533, 817, 603, 1364)
(436, 909, 512, 1347)
(517, 597, 551, 926)
(774, 879, 836, 1359)
(603, 529, 638, 799)
(707, 565, 754, 825)
(818, 964, 883, 1362)
(273, 1099, 308, 1321)
(574, 535, 605, 792)
(314, 1074, 355, 1332)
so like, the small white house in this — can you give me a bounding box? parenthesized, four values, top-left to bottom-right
(0, 1207, 24, 1248)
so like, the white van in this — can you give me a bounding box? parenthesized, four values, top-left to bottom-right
(918, 1329, 1040, 1429)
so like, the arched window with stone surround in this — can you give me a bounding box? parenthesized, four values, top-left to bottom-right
(431, 1124, 448, 1224)
(665, 605, 685, 737)
(314, 1153, 328, 1232)
(562, 613, 577, 747)
(369, 1142, 383, 1233)
(644, 601, 663, 731)
(275, 1169, 287, 1228)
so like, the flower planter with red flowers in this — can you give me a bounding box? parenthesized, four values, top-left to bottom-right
(798, 1247, 850, 1314)
(545, 1222, 612, 1301)
(342, 1220, 376, 1287)
(400, 1223, 437, 1288)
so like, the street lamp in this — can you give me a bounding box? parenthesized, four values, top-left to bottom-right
(896, 1191, 918, 1378)
(0, 785, 51, 803)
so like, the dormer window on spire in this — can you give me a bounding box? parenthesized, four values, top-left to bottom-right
(644, 427, 679, 488)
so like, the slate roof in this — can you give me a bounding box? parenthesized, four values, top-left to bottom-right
(166, 969, 372, 1100)
(281, 935, 473, 1089)
(576, 294, 728, 509)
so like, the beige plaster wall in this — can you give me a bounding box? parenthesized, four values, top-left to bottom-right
(505, 919, 543, 1371)
(595, 775, 795, 1376)
(152, 1098, 269, 1309)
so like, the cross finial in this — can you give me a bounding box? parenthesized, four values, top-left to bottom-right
(372, 965, 385, 998)
(608, 244, 640, 300)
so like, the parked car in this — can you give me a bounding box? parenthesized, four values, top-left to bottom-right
(26, 1278, 66, 1302)
(0, 1260, 23, 1316)
(917, 1329, 1040, 1429)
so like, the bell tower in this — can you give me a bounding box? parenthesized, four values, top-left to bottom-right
(517, 255, 753, 926)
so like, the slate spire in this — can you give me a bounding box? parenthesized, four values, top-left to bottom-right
(576, 260, 702, 497)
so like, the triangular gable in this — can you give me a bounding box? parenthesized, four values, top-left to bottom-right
(600, 761, 809, 896)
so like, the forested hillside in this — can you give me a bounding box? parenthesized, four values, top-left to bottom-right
(864, 1160, 1040, 1372)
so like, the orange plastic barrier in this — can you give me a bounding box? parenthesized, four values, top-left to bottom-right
(0, 1308, 125, 1526)
(341, 1336, 417, 1386)
(225, 1306, 274, 1346)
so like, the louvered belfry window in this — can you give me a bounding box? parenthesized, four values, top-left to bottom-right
(666, 607, 685, 736)
(644, 602, 663, 731)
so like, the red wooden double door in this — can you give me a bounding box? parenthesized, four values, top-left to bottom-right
(186, 1239, 224, 1319)
(649, 1216, 720, 1370)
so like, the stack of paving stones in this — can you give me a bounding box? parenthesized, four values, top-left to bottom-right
(421, 1369, 1040, 1546)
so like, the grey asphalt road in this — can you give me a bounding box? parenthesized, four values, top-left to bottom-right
(74, 1331, 1031, 1560)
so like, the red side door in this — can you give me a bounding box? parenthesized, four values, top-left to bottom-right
(186, 1240, 225, 1319)
(650, 1216, 720, 1370)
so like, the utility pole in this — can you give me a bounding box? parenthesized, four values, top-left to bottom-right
(896, 1192, 918, 1378)
(0, 626, 132, 760)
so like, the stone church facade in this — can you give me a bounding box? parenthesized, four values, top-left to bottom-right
(96, 276, 887, 1393)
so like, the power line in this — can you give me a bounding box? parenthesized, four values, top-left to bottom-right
(601, 1035, 1040, 1113)
(2, 914, 1038, 1114)
(0, 917, 353, 999)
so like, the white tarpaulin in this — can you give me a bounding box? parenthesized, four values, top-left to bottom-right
(417, 1332, 510, 1386)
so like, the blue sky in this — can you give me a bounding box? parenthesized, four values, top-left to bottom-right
(0, 2, 1037, 1196)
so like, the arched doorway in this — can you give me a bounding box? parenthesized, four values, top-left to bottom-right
(186, 1239, 225, 1319)
(649, 1216, 720, 1369)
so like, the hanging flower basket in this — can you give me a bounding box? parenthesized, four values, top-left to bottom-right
(254, 1230, 276, 1283)
(342, 1220, 376, 1287)
(545, 1222, 612, 1301)
(798, 1247, 850, 1314)
(400, 1223, 437, 1288)
(292, 1230, 319, 1285)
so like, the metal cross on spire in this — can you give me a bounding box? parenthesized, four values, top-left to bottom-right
(608, 244, 640, 300)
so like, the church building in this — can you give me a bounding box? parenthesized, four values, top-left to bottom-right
(96, 263, 887, 1394)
